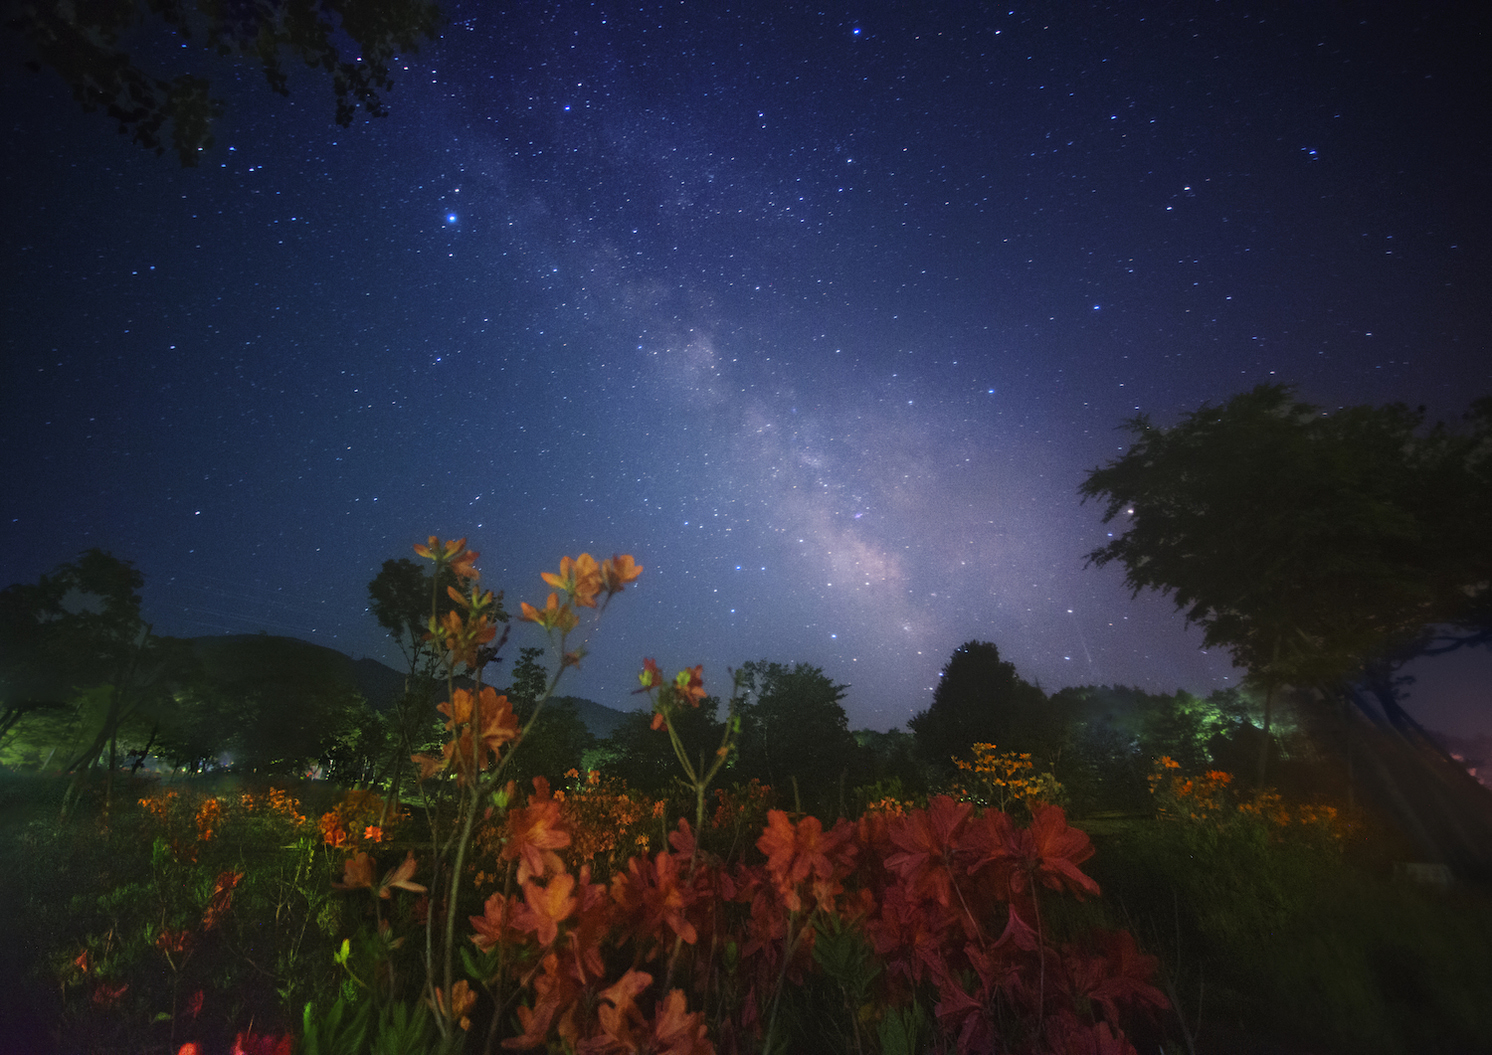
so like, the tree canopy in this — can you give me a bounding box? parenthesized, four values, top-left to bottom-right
(909, 641, 1054, 771)
(1079, 385, 1492, 778)
(731, 660, 857, 814)
(8, 0, 442, 163)
(1080, 385, 1491, 689)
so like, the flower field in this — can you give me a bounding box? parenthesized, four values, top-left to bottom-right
(4, 537, 1490, 1055)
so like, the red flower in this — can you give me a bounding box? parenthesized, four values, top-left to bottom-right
(1019, 803, 1101, 900)
(1064, 928, 1170, 1025)
(230, 1029, 295, 1055)
(91, 980, 127, 1007)
(470, 890, 521, 954)
(885, 796, 974, 909)
(611, 848, 698, 946)
(504, 782, 572, 883)
(756, 810, 855, 912)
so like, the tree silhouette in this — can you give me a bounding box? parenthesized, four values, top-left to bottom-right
(733, 660, 857, 816)
(8, 0, 442, 163)
(1080, 384, 1492, 783)
(909, 641, 1053, 773)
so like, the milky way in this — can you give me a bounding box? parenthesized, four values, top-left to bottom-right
(3, 4, 1488, 732)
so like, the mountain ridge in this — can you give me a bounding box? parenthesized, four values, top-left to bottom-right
(184, 634, 632, 739)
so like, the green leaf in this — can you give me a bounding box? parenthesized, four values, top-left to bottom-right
(878, 1001, 929, 1055)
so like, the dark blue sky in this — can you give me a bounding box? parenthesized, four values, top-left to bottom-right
(3, 3, 1488, 733)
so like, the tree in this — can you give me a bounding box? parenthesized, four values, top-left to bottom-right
(909, 641, 1054, 773)
(0, 550, 191, 811)
(733, 660, 858, 816)
(491, 646, 594, 786)
(368, 556, 463, 685)
(186, 633, 367, 774)
(1079, 384, 1492, 783)
(367, 554, 508, 801)
(7, 0, 442, 164)
(600, 697, 727, 794)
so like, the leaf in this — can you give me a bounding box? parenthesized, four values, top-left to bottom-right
(878, 1002, 929, 1055)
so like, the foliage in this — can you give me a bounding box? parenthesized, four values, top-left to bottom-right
(8, 0, 443, 164)
(1083, 757, 1492, 1053)
(910, 641, 1055, 774)
(733, 660, 859, 816)
(9, 537, 1175, 1055)
(852, 727, 934, 798)
(7, 532, 1492, 1054)
(948, 743, 1065, 820)
(0, 550, 212, 815)
(1044, 684, 1258, 812)
(368, 558, 475, 684)
(598, 696, 728, 794)
(1079, 385, 1492, 780)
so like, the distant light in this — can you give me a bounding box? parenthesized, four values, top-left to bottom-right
(445, 213, 458, 224)
(852, 26, 861, 35)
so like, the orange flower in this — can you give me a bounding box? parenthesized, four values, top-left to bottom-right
(593, 970, 653, 1051)
(432, 608, 498, 668)
(201, 870, 242, 931)
(649, 989, 714, 1055)
(757, 810, 856, 912)
(378, 851, 428, 899)
(516, 873, 578, 947)
(414, 536, 480, 581)
(637, 657, 663, 690)
(155, 927, 192, 957)
(436, 687, 520, 779)
(319, 812, 347, 847)
(521, 591, 579, 634)
(504, 784, 572, 883)
(542, 553, 602, 607)
(363, 825, 383, 843)
(429, 980, 476, 1031)
(411, 751, 447, 781)
(332, 851, 376, 892)
(600, 554, 642, 593)
(469, 891, 521, 954)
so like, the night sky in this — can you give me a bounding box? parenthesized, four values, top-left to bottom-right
(3, 4, 1489, 734)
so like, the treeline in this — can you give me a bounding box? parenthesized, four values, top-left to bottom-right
(0, 548, 1276, 823)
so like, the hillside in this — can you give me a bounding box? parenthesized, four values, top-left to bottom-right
(186, 635, 631, 739)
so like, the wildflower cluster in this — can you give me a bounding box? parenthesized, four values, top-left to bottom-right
(49, 537, 1172, 1055)
(950, 742, 1066, 817)
(319, 789, 401, 848)
(520, 551, 641, 665)
(452, 783, 1167, 1054)
(1149, 756, 1346, 845)
(554, 768, 670, 876)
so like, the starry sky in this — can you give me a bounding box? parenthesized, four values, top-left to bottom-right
(3, 3, 1489, 734)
